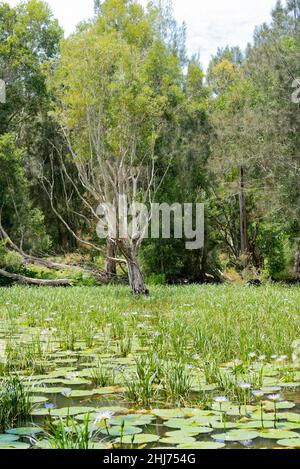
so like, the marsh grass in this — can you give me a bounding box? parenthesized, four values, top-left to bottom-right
(1, 284, 300, 410)
(125, 355, 158, 406)
(90, 360, 115, 387)
(43, 414, 99, 449)
(0, 376, 32, 432)
(162, 361, 192, 404)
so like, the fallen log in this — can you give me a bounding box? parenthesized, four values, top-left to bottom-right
(0, 268, 72, 286)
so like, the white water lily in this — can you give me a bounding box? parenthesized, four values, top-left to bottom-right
(258, 355, 266, 361)
(214, 396, 228, 403)
(93, 411, 114, 425)
(267, 394, 281, 401)
(240, 382, 251, 390)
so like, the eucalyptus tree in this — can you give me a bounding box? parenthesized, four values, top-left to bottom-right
(48, 0, 184, 294)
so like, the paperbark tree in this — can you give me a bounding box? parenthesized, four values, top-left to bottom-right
(48, 0, 183, 294)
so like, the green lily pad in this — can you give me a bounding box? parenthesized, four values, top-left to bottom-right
(91, 442, 110, 449)
(160, 436, 196, 445)
(94, 386, 126, 395)
(100, 426, 142, 437)
(212, 430, 259, 442)
(211, 421, 238, 429)
(165, 428, 213, 438)
(151, 409, 192, 419)
(34, 439, 52, 449)
(6, 427, 42, 436)
(65, 390, 95, 398)
(260, 387, 281, 393)
(29, 387, 72, 394)
(115, 434, 160, 444)
(264, 401, 295, 410)
(0, 442, 31, 449)
(178, 442, 226, 449)
(110, 414, 154, 426)
(278, 412, 300, 423)
(277, 438, 300, 448)
(32, 406, 95, 417)
(257, 429, 299, 439)
(251, 411, 279, 421)
(28, 396, 49, 404)
(165, 416, 219, 429)
(0, 434, 19, 442)
(278, 382, 300, 388)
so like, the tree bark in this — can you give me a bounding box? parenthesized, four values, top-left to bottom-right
(117, 240, 149, 295)
(0, 268, 72, 286)
(105, 239, 117, 277)
(294, 246, 300, 278)
(239, 165, 248, 256)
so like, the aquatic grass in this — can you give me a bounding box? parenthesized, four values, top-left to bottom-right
(0, 376, 32, 432)
(90, 360, 115, 387)
(41, 413, 101, 449)
(124, 355, 158, 406)
(162, 361, 192, 405)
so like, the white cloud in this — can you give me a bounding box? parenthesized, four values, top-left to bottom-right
(7, 0, 278, 69)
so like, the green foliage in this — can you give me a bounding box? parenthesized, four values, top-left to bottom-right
(256, 223, 288, 278)
(0, 377, 32, 432)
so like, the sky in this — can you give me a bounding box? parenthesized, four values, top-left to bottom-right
(7, 0, 278, 70)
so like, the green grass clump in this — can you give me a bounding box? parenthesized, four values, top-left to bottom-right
(0, 376, 32, 432)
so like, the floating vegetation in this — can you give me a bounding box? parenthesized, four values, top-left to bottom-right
(0, 284, 300, 449)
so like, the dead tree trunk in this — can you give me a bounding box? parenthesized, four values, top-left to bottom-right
(118, 240, 148, 295)
(239, 165, 248, 258)
(294, 245, 300, 278)
(0, 268, 72, 286)
(105, 239, 117, 277)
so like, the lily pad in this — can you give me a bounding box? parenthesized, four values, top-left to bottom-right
(0, 442, 31, 449)
(151, 409, 192, 419)
(29, 396, 49, 404)
(6, 427, 43, 436)
(110, 415, 154, 426)
(115, 434, 160, 444)
(165, 428, 213, 438)
(100, 426, 142, 437)
(277, 438, 300, 448)
(264, 401, 295, 411)
(31, 406, 95, 417)
(159, 435, 196, 445)
(178, 442, 226, 449)
(278, 412, 300, 423)
(257, 429, 299, 439)
(65, 390, 95, 398)
(29, 386, 72, 394)
(0, 434, 19, 442)
(94, 386, 126, 395)
(212, 430, 259, 442)
(164, 416, 217, 428)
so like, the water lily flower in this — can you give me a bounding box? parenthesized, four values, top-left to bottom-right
(185, 365, 193, 371)
(214, 396, 228, 403)
(267, 394, 281, 402)
(240, 382, 251, 390)
(44, 403, 55, 409)
(93, 411, 114, 425)
(279, 355, 288, 361)
(258, 355, 266, 361)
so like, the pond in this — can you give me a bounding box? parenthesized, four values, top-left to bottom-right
(1, 285, 300, 449)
